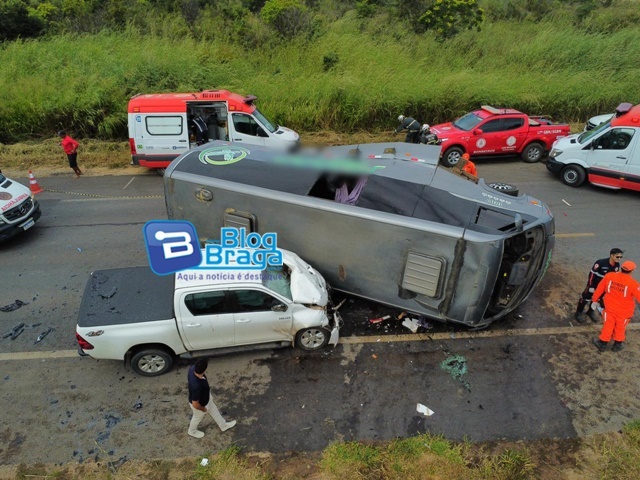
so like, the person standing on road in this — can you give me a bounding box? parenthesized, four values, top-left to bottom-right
(574, 248, 623, 323)
(592, 261, 640, 352)
(395, 115, 421, 144)
(187, 358, 236, 438)
(58, 130, 83, 178)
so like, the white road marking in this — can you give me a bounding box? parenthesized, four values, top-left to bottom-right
(1, 323, 638, 362)
(123, 177, 136, 189)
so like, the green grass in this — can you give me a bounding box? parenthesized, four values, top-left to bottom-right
(1, 2, 639, 143)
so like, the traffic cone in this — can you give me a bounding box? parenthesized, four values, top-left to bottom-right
(28, 170, 44, 195)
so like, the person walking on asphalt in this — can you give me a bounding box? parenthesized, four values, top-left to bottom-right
(592, 261, 640, 352)
(395, 115, 421, 144)
(187, 358, 236, 438)
(575, 248, 623, 323)
(58, 130, 83, 178)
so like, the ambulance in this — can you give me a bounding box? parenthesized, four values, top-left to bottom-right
(0, 171, 42, 242)
(547, 102, 640, 191)
(127, 89, 300, 170)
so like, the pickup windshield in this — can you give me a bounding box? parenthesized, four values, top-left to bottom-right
(253, 109, 278, 133)
(263, 265, 292, 300)
(453, 112, 483, 131)
(577, 121, 611, 144)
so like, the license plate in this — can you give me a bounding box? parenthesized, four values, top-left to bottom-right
(21, 219, 35, 230)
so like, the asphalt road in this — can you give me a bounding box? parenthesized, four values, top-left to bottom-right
(1, 159, 639, 466)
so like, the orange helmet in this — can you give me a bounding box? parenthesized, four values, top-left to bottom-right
(621, 261, 636, 272)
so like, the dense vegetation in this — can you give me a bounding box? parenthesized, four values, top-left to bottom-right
(0, 0, 639, 143)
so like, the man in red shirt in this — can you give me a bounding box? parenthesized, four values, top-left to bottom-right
(58, 130, 83, 178)
(592, 261, 640, 352)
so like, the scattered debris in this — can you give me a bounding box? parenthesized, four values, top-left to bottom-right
(99, 287, 118, 299)
(10, 325, 25, 340)
(562, 199, 571, 206)
(0, 299, 29, 312)
(371, 354, 378, 359)
(333, 298, 346, 311)
(108, 456, 128, 473)
(440, 354, 468, 380)
(416, 403, 435, 417)
(370, 315, 391, 324)
(402, 318, 420, 333)
(441, 354, 471, 391)
(397, 311, 407, 320)
(200, 458, 209, 467)
(34, 327, 54, 344)
(77, 247, 82, 252)
(133, 400, 143, 410)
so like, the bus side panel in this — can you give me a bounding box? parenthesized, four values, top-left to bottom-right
(165, 175, 495, 325)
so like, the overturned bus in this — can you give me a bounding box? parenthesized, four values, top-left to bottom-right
(164, 141, 555, 328)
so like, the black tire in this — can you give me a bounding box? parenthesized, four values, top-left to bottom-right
(295, 327, 330, 351)
(487, 182, 519, 197)
(130, 348, 174, 376)
(521, 142, 544, 163)
(560, 165, 586, 187)
(441, 147, 464, 167)
(157, 168, 166, 176)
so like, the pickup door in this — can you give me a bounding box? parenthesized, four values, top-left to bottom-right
(470, 116, 527, 155)
(176, 288, 293, 351)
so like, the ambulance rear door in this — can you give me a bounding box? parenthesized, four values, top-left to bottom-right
(140, 113, 190, 159)
(621, 129, 640, 191)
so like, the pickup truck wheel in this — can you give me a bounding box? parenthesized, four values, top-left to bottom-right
(441, 147, 464, 167)
(521, 143, 544, 163)
(487, 182, 519, 197)
(131, 348, 174, 376)
(295, 327, 330, 351)
(560, 165, 586, 187)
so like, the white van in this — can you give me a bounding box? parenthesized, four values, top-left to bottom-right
(547, 103, 640, 191)
(0, 171, 42, 242)
(127, 89, 300, 170)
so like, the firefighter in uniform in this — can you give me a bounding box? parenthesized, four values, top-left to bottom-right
(574, 248, 623, 323)
(395, 115, 421, 144)
(591, 261, 640, 352)
(459, 153, 477, 176)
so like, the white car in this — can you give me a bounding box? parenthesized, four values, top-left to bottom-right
(0, 171, 42, 242)
(584, 113, 613, 132)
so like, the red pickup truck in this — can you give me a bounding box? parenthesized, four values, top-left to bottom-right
(430, 106, 570, 167)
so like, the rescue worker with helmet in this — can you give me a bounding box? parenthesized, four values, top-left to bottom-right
(591, 260, 640, 352)
(575, 248, 623, 323)
(459, 153, 477, 176)
(395, 115, 421, 144)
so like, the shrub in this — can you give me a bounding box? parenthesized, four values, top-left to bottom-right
(0, 0, 45, 41)
(419, 0, 484, 41)
(261, 0, 313, 38)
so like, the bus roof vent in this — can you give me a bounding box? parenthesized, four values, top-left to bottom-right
(401, 252, 444, 298)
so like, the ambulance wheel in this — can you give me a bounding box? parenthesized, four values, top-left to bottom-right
(487, 182, 519, 197)
(442, 147, 464, 167)
(560, 165, 586, 187)
(295, 327, 330, 351)
(521, 142, 544, 163)
(130, 348, 174, 376)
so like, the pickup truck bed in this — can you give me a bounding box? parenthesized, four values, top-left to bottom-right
(77, 267, 174, 328)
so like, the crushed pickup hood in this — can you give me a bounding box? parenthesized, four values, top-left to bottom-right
(283, 251, 328, 305)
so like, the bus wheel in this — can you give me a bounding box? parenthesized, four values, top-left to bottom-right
(487, 182, 519, 197)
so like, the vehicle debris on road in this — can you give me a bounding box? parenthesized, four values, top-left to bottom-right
(0, 299, 29, 312)
(417, 403, 435, 417)
(34, 327, 54, 344)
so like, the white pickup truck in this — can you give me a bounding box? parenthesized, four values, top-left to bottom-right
(76, 249, 341, 376)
